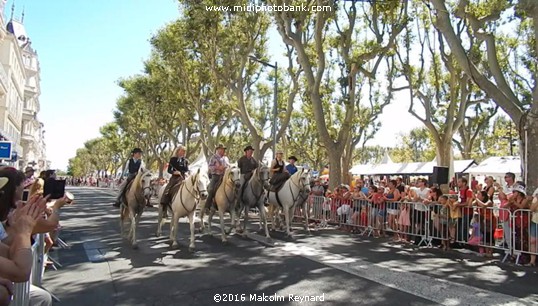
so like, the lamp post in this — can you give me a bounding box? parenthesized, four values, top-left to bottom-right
(249, 55, 278, 159)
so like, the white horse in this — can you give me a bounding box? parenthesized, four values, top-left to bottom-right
(120, 168, 153, 249)
(238, 165, 271, 238)
(267, 167, 311, 238)
(157, 169, 209, 251)
(201, 167, 241, 243)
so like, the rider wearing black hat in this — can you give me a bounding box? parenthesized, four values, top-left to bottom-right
(237, 145, 259, 203)
(285, 156, 298, 175)
(113, 148, 145, 207)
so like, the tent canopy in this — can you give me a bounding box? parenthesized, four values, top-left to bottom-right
(350, 159, 476, 176)
(466, 156, 521, 177)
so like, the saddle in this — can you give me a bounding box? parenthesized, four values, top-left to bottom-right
(269, 173, 289, 192)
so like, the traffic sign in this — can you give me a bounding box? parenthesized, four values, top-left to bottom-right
(0, 141, 12, 159)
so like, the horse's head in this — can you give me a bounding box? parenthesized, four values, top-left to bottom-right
(194, 168, 209, 200)
(257, 165, 270, 189)
(298, 167, 311, 193)
(227, 166, 241, 189)
(139, 169, 153, 198)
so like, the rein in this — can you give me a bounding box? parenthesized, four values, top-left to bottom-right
(246, 167, 267, 204)
(221, 170, 239, 205)
(177, 173, 204, 213)
(286, 171, 307, 206)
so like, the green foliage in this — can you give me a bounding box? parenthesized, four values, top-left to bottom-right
(390, 127, 437, 163)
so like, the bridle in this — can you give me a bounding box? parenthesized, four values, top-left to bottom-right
(177, 172, 207, 213)
(248, 166, 269, 201)
(222, 168, 240, 205)
(286, 169, 309, 206)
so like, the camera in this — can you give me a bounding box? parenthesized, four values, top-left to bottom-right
(22, 190, 29, 202)
(43, 179, 66, 200)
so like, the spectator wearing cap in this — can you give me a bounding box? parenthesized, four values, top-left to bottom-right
(237, 145, 259, 198)
(507, 184, 530, 258)
(205, 144, 230, 212)
(285, 156, 298, 175)
(22, 167, 35, 189)
(113, 148, 145, 207)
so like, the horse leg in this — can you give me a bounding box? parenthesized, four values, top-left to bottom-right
(187, 211, 196, 252)
(199, 205, 206, 234)
(156, 202, 163, 237)
(259, 201, 271, 239)
(303, 201, 311, 234)
(284, 206, 293, 238)
(169, 211, 180, 249)
(208, 207, 215, 236)
(130, 209, 138, 249)
(219, 208, 227, 243)
(242, 205, 249, 237)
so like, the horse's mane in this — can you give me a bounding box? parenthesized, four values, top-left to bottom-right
(131, 170, 144, 190)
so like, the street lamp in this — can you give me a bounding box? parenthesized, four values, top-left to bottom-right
(249, 55, 278, 159)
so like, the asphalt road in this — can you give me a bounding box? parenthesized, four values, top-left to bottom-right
(41, 187, 538, 306)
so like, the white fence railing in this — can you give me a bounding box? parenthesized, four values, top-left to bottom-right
(10, 233, 44, 306)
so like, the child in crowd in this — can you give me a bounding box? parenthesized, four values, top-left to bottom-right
(468, 212, 483, 246)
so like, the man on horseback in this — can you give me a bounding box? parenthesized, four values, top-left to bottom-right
(285, 156, 298, 175)
(113, 148, 145, 208)
(160, 145, 189, 216)
(237, 145, 259, 203)
(204, 144, 230, 213)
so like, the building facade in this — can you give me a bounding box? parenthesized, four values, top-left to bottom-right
(0, 4, 47, 171)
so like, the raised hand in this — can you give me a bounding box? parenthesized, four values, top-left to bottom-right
(8, 195, 49, 235)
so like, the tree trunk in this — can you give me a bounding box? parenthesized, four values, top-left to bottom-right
(327, 146, 343, 190)
(157, 159, 164, 178)
(341, 141, 354, 185)
(523, 114, 538, 192)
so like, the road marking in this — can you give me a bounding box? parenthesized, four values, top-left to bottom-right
(277, 243, 530, 306)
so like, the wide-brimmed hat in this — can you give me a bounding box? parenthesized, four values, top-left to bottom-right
(512, 184, 527, 196)
(0, 177, 8, 190)
(288, 156, 298, 162)
(216, 144, 227, 150)
(244, 145, 255, 152)
(24, 166, 35, 173)
(132, 148, 143, 154)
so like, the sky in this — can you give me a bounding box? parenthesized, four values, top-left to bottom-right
(5, 0, 422, 171)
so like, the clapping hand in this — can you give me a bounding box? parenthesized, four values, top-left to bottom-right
(8, 195, 49, 235)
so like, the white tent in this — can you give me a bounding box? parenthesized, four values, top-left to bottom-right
(466, 156, 521, 178)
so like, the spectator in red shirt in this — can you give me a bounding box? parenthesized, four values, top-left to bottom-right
(471, 176, 478, 193)
(456, 177, 474, 243)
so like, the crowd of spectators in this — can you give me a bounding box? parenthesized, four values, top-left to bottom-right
(310, 172, 538, 266)
(0, 166, 74, 305)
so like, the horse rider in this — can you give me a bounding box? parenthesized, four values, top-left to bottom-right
(237, 145, 259, 203)
(269, 150, 289, 190)
(285, 156, 298, 175)
(113, 148, 145, 207)
(204, 144, 230, 212)
(160, 145, 189, 216)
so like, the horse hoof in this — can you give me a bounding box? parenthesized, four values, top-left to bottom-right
(188, 247, 195, 253)
(170, 243, 179, 250)
(132, 243, 139, 250)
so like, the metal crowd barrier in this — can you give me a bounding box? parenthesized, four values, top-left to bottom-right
(10, 234, 44, 306)
(293, 196, 537, 264)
